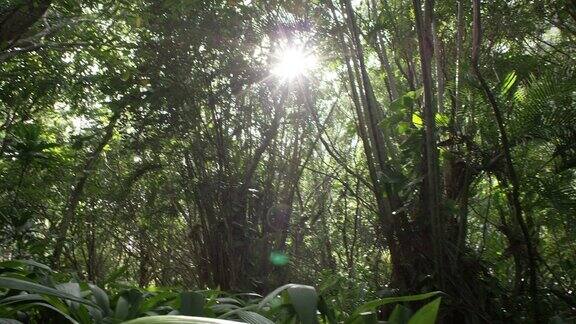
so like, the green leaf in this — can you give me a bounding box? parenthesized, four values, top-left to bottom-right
(360, 311, 378, 324)
(89, 284, 111, 317)
(56, 283, 82, 301)
(0, 319, 24, 324)
(0, 293, 45, 305)
(215, 297, 243, 306)
(13, 302, 79, 324)
(434, 113, 449, 127)
(501, 71, 517, 96)
(258, 284, 295, 308)
(388, 304, 412, 324)
(390, 90, 419, 112)
(103, 264, 128, 285)
(180, 291, 204, 316)
(390, 98, 406, 112)
(407, 297, 441, 324)
(123, 315, 244, 324)
(381, 169, 406, 185)
(0, 277, 97, 308)
(396, 121, 411, 134)
(236, 310, 275, 324)
(287, 285, 318, 324)
(346, 291, 441, 324)
(211, 303, 240, 314)
(17, 260, 52, 271)
(218, 304, 258, 319)
(139, 291, 177, 314)
(411, 114, 423, 128)
(0, 260, 52, 272)
(115, 295, 131, 320)
(402, 95, 415, 109)
(114, 289, 143, 320)
(317, 296, 337, 324)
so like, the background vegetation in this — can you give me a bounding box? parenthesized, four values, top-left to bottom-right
(0, 0, 575, 323)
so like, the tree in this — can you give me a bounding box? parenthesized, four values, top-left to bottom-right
(1, 0, 575, 321)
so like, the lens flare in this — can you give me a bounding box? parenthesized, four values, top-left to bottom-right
(271, 45, 317, 81)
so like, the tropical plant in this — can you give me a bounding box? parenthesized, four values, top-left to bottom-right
(1, 0, 575, 322)
(0, 260, 442, 324)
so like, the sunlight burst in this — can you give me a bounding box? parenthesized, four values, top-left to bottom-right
(271, 45, 318, 81)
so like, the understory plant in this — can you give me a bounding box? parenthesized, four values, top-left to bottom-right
(0, 260, 441, 323)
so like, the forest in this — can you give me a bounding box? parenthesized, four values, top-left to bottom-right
(0, 0, 575, 323)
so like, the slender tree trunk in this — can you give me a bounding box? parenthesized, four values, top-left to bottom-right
(341, 0, 401, 218)
(454, 0, 464, 120)
(471, 0, 541, 321)
(86, 211, 98, 282)
(336, 0, 410, 288)
(376, 38, 400, 101)
(412, 0, 444, 287)
(348, 179, 361, 279)
(432, 20, 445, 113)
(51, 105, 125, 266)
(368, 0, 400, 101)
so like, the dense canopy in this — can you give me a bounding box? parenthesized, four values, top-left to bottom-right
(1, 0, 575, 323)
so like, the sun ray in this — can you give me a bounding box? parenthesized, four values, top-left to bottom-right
(271, 44, 318, 81)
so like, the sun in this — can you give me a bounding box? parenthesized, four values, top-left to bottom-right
(271, 45, 318, 81)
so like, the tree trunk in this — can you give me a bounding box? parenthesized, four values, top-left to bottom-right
(412, 0, 444, 287)
(52, 105, 125, 266)
(471, 0, 541, 321)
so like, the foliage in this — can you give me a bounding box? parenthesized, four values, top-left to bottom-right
(0, 260, 441, 324)
(0, 0, 575, 322)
